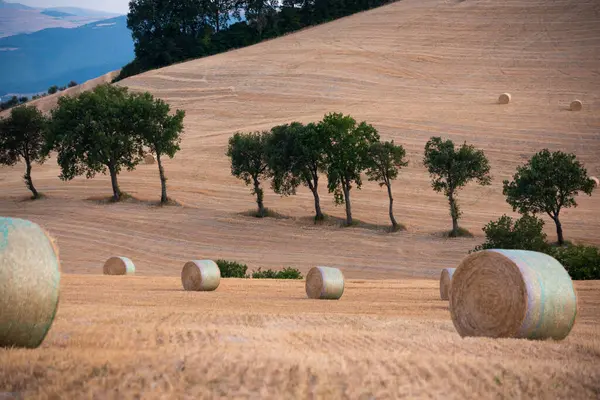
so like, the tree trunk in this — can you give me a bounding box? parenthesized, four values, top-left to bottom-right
(24, 157, 38, 199)
(343, 180, 352, 226)
(157, 153, 168, 204)
(253, 176, 265, 217)
(553, 214, 564, 246)
(386, 182, 398, 230)
(307, 175, 324, 221)
(108, 164, 121, 202)
(448, 191, 459, 237)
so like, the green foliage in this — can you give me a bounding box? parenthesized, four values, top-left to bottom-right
(48, 85, 58, 95)
(128, 91, 185, 203)
(227, 131, 272, 217)
(503, 149, 595, 245)
(423, 137, 491, 237)
(68, 81, 78, 88)
(472, 214, 548, 253)
(0, 105, 49, 198)
(267, 121, 327, 219)
(320, 112, 380, 225)
(0, 96, 19, 110)
(47, 84, 144, 201)
(215, 260, 248, 278)
(547, 244, 600, 280)
(251, 267, 303, 279)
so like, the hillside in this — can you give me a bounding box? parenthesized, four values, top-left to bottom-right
(0, 16, 133, 95)
(1, 0, 599, 279)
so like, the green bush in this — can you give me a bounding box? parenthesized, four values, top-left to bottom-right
(215, 260, 248, 278)
(251, 267, 303, 279)
(547, 245, 600, 280)
(472, 214, 548, 253)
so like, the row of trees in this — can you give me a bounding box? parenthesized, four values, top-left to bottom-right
(228, 113, 596, 243)
(0, 81, 78, 111)
(118, 0, 397, 80)
(0, 84, 185, 203)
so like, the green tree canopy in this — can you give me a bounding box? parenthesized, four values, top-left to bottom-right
(0, 105, 48, 199)
(503, 149, 595, 245)
(320, 112, 380, 226)
(423, 137, 491, 237)
(48, 85, 58, 95)
(129, 92, 185, 204)
(267, 122, 327, 220)
(472, 214, 548, 253)
(47, 84, 144, 201)
(366, 140, 408, 230)
(227, 131, 272, 217)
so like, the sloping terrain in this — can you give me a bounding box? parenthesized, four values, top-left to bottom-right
(1, 0, 600, 279)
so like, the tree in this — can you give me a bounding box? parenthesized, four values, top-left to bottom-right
(503, 149, 595, 245)
(68, 81, 78, 88)
(227, 131, 272, 217)
(423, 137, 491, 237)
(48, 86, 58, 95)
(366, 140, 408, 230)
(47, 84, 144, 201)
(129, 92, 185, 204)
(267, 122, 327, 220)
(18, 96, 28, 104)
(319, 113, 380, 226)
(0, 105, 49, 199)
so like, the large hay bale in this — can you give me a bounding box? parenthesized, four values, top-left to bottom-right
(181, 260, 220, 291)
(103, 256, 135, 275)
(498, 93, 511, 104)
(570, 100, 583, 111)
(590, 176, 599, 187)
(305, 266, 344, 300)
(0, 217, 61, 348)
(439, 268, 456, 300)
(144, 154, 156, 165)
(450, 249, 577, 340)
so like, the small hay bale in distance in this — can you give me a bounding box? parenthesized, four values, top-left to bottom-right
(181, 260, 221, 291)
(305, 266, 344, 300)
(0, 217, 61, 348)
(591, 176, 599, 187)
(498, 93, 511, 104)
(144, 154, 156, 164)
(103, 256, 135, 275)
(570, 99, 583, 111)
(450, 249, 577, 340)
(439, 268, 456, 300)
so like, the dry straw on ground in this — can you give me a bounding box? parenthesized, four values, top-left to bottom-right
(103, 256, 136, 275)
(439, 268, 456, 300)
(181, 260, 221, 291)
(498, 93, 511, 104)
(144, 154, 156, 165)
(450, 249, 577, 340)
(570, 99, 583, 111)
(305, 266, 345, 299)
(0, 217, 61, 348)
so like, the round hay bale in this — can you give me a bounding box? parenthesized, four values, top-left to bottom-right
(570, 100, 583, 111)
(439, 268, 456, 300)
(305, 266, 344, 300)
(181, 260, 220, 291)
(450, 249, 577, 340)
(498, 93, 511, 104)
(591, 176, 599, 187)
(103, 256, 135, 275)
(0, 217, 61, 348)
(144, 154, 156, 165)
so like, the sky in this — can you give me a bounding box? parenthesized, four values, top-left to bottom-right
(9, 0, 129, 14)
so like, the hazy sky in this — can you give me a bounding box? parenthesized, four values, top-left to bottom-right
(10, 0, 129, 14)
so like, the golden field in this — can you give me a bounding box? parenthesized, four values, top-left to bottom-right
(1, 0, 600, 397)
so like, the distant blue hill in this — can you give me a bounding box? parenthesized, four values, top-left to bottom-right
(42, 6, 120, 18)
(41, 10, 75, 18)
(0, 16, 134, 95)
(0, 1, 34, 10)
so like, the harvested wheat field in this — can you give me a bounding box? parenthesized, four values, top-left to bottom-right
(1, 0, 600, 397)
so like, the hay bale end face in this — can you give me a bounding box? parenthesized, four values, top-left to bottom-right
(181, 260, 221, 291)
(591, 176, 599, 187)
(144, 154, 156, 165)
(305, 266, 344, 300)
(450, 249, 577, 340)
(439, 268, 456, 300)
(570, 100, 583, 111)
(498, 93, 511, 104)
(103, 256, 135, 275)
(0, 217, 61, 348)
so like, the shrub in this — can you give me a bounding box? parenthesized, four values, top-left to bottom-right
(215, 259, 248, 278)
(547, 245, 600, 280)
(251, 267, 303, 279)
(472, 214, 548, 253)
